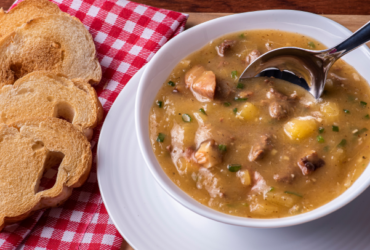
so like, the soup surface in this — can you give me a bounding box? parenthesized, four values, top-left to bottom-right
(149, 30, 370, 218)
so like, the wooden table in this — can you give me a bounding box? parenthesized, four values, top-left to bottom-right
(1, 1, 370, 250)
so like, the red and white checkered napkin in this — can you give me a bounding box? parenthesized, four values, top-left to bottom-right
(0, 0, 188, 249)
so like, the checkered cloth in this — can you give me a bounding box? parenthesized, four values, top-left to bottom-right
(0, 0, 188, 249)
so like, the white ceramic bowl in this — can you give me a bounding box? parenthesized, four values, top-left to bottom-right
(135, 10, 370, 228)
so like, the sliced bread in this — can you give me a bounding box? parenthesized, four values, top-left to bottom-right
(0, 14, 102, 87)
(0, 0, 62, 39)
(0, 117, 92, 231)
(0, 71, 103, 140)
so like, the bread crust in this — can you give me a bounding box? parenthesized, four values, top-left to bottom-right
(0, 117, 92, 231)
(0, 71, 103, 140)
(0, 0, 62, 39)
(0, 14, 102, 87)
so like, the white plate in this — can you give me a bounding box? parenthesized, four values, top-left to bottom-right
(98, 66, 370, 250)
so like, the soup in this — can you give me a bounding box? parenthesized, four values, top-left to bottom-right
(149, 30, 370, 218)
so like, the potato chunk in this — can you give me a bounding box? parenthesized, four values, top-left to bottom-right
(185, 65, 216, 102)
(236, 102, 259, 121)
(320, 102, 340, 123)
(237, 170, 252, 186)
(264, 191, 296, 208)
(284, 116, 317, 140)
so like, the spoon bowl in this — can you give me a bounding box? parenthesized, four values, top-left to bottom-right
(240, 20, 370, 99)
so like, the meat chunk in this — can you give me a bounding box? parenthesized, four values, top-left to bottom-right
(194, 139, 223, 168)
(266, 88, 297, 120)
(269, 101, 289, 120)
(273, 173, 295, 184)
(246, 50, 261, 64)
(216, 40, 236, 57)
(297, 151, 325, 175)
(251, 171, 270, 194)
(197, 167, 225, 198)
(215, 80, 235, 99)
(249, 135, 273, 162)
(185, 65, 216, 102)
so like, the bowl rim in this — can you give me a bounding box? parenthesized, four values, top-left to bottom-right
(135, 9, 370, 228)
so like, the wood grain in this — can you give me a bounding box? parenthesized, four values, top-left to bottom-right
(134, 0, 370, 15)
(1, 0, 14, 10)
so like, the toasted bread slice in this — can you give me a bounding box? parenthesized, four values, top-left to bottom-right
(0, 14, 102, 87)
(0, 71, 103, 140)
(0, 0, 62, 39)
(0, 117, 92, 231)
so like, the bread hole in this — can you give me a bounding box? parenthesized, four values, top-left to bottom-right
(16, 88, 34, 95)
(35, 151, 65, 194)
(54, 102, 75, 123)
(32, 141, 44, 151)
(10, 63, 26, 82)
(47, 96, 54, 102)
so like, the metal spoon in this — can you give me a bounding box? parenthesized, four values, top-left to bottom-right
(240, 21, 370, 99)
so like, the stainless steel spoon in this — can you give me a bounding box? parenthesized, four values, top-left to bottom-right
(240, 21, 370, 99)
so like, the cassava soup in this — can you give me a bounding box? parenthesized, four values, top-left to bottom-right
(149, 30, 370, 218)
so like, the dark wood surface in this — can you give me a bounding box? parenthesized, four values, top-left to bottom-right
(2, 0, 370, 15)
(1, 0, 14, 10)
(134, 0, 370, 15)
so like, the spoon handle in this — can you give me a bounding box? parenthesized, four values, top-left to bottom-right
(330, 21, 370, 57)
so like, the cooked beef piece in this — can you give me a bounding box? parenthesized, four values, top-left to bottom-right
(248, 135, 273, 162)
(216, 40, 236, 57)
(269, 101, 289, 120)
(215, 80, 235, 99)
(273, 171, 297, 184)
(194, 139, 223, 168)
(266, 88, 298, 120)
(297, 151, 325, 175)
(185, 65, 216, 102)
(246, 49, 261, 64)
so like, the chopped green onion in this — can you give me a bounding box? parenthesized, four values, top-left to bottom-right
(199, 108, 207, 115)
(156, 100, 163, 108)
(227, 164, 241, 172)
(239, 33, 245, 38)
(269, 187, 275, 192)
(361, 101, 367, 107)
(234, 97, 248, 101)
(224, 102, 231, 107)
(365, 114, 370, 119)
(242, 202, 249, 207)
(168, 81, 175, 86)
(319, 127, 325, 133)
(324, 146, 330, 152)
(332, 125, 339, 132)
(218, 144, 227, 152)
(284, 191, 303, 198)
(182, 114, 192, 123)
(354, 128, 368, 136)
(231, 70, 238, 79)
(308, 41, 315, 48)
(237, 83, 244, 89)
(233, 108, 238, 114)
(317, 135, 325, 143)
(343, 109, 350, 114)
(156, 133, 165, 142)
(337, 139, 347, 148)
